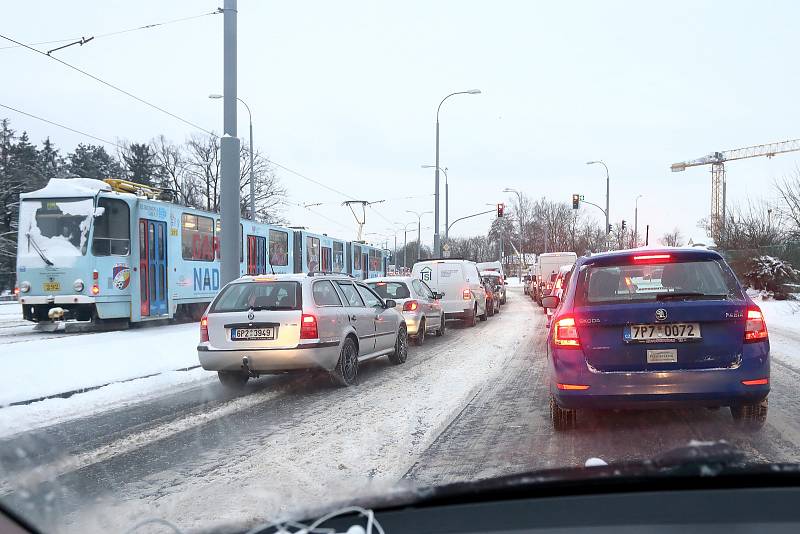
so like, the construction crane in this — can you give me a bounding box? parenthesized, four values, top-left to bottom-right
(671, 138, 800, 241)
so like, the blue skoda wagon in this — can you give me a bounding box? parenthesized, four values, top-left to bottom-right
(542, 248, 770, 431)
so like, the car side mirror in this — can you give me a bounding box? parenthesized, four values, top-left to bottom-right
(384, 299, 396, 308)
(541, 295, 560, 309)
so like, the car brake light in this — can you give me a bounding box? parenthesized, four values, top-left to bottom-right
(200, 316, 209, 342)
(633, 254, 672, 263)
(91, 284, 100, 295)
(742, 378, 769, 386)
(403, 300, 419, 312)
(462, 288, 471, 300)
(744, 307, 768, 342)
(557, 383, 590, 390)
(553, 316, 580, 348)
(300, 313, 318, 339)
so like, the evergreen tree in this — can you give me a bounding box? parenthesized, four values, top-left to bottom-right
(38, 137, 65, 183)
(121, 142, 156, 186)
(67, 143, 122, 179)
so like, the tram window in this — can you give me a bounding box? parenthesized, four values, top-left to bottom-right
(182, 213, 215, 261)
(306, 236, 320, 272)
(269, 230, 289, 266)
(91, 198, 130, 256)
(212, 219, 243, 261)
(333, 242, 344, 271)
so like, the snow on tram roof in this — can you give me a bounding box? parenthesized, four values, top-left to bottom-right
(21, 178, 112, 199)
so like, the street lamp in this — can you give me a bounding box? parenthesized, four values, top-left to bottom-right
(433, 89, 481, 257)
(210, 94, 255, 220)
(406, 210, 431, 261)
(586, 160, 610, 235)
(503, 187, 524, 277)
(421, 165, 449, 242)
(634, 194, 643, 247)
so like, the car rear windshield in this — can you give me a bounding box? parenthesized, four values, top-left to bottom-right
(367, 281, 410, 299)
(210, 281, 301, 312)
(577, 259, 741, 305)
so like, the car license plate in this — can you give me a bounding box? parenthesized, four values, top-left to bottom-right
(647, 349, 678, 363)
(43, 281, 60, 292)
(625, 322, 701, 342)
(231, 327, 275, 340)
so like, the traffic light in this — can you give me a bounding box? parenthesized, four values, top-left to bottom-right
(621, 220, 627, 231)
(572, 194, 580, 210)
(607, 223, 613, 234)
(497, 203, 505, 217)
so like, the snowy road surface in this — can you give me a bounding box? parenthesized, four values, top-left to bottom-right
(1, 288, 800, 533)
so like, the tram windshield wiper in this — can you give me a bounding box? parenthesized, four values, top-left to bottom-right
(26, 232, 54, 266)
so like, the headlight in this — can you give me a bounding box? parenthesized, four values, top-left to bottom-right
(19, 281, 30, 293)
(73, 279, 85, 292)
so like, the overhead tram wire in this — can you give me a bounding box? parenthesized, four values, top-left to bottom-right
(0, 9, 222, 51)
(0, 103, 125, 150)
(0, 33, 214, 135)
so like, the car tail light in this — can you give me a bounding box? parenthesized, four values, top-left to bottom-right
(462, 288, 471, 300)
(555, 278, 562, 290)
(403, 300, 419, 312)
(91, 284, 100, 295)
(200, 316, 209, 342)
(300, 313, 318, 339)
(13, 286, 19, 296)
(557, 383, 590, 390)
(744, 307, 768, 342)
(91, 270, 99, 295)
(633, 254, 672, 263)
(742, 378, 769, 386)
(553, 316, 580, 348)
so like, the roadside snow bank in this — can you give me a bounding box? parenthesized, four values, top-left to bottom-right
(0, 322, 202, 406)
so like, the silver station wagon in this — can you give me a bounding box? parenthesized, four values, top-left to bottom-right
(198, 273, 408, 387)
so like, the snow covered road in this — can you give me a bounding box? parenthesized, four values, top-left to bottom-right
(1, 289, 800, 534)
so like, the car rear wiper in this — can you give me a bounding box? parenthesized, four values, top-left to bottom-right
(656, 292, 727, 301)
(26, 232, 54, 266)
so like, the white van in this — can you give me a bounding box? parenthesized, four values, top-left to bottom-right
(412, 259, 487, 327)
(534, 252, 577, 305)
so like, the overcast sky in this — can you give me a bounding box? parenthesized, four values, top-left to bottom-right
(3, 1, 800, 249)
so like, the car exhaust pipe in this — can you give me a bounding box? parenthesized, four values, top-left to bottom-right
(241, 356, 258, 378)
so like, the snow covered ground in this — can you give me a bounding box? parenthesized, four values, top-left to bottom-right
(0, 311, 212, 437)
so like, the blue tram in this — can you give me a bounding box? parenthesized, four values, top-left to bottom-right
(15, 178, 388, 327)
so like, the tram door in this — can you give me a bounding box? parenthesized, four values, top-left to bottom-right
(321, 247, 332, 272)
(139, 219, 168, 316)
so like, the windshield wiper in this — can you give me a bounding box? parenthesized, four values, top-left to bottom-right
(656, 292, 727, 301)
(26, 232, 54, 266)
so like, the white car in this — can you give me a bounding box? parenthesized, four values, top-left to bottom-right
(365, 276, 445, 345)
(411, 259, 487, 327)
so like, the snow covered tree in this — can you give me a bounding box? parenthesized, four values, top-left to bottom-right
(743, 255, 799, 299)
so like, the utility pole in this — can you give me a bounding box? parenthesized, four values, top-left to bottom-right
(634, 194, 643, 247)
(219, 0, 240, 285)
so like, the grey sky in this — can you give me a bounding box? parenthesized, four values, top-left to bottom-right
(3, 1, 799, 249)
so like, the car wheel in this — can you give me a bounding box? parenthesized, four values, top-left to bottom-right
(550, 394, 577, 431)
(388, 325, 408, 365)
(479, 304, 488, 321)
(487, 302, 494, 317)
(435, 313, 446, 336)
(413, 319, 425, 346)
(501, 296, 506, 305)
(332, 337, 359, 386)
(730, 398, 768, 430)
(217, 370, 249, 389)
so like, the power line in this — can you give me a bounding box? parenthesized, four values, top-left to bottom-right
(267, 160, 357, 201)
(0, 102, 125, 149)
(0, 32, 213, 135)
(0, 10, 222, 51)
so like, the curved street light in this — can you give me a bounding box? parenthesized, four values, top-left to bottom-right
(210, 94, 255, 220)
(406, 210, 432, 261)
(433, 89, 481, 256)
(586, 160, 610, 235)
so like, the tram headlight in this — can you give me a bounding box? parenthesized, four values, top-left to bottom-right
(19, 281, 30, 293)
(73, 279, 85, 292)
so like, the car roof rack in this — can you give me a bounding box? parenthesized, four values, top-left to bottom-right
(306, 271, 354, 278)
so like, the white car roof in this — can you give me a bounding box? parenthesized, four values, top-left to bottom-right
(364, 276, 414, 284)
